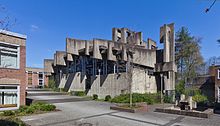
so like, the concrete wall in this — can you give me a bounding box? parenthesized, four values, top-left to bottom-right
(132, 68, 157, 93)
(68, 72, 86, 92)
(58, 73, 85, 92)
(55, 51, 66, 66)
(133, 48, 156, 68)
(44, 59, 54, 75)
(87, 73, 129, 99)
(87, 68, 157, 99)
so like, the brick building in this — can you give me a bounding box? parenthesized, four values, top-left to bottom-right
(209, 65, 220, 102)
(25, 67, 48, 88)
(0, 30, 26, 110)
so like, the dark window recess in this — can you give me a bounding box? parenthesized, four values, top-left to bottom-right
(148, 69, 154, 76)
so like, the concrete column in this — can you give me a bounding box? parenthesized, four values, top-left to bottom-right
(163, 25, 170, 62)
(121, 28, 127, 43)
(112, 28, 118, 42)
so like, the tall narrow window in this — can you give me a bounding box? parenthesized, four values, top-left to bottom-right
(218, 69, 220, 79)
(28, 71, 32, 85)
(0, 42, 19, 69)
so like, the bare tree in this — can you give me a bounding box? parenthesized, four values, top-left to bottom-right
(0, 4, 16, 30)
(115, 39, 137, 107)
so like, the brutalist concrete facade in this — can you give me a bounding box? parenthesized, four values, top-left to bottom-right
(44, 23, 177, 98)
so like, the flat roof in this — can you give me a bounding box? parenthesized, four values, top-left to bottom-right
(26, 67, 44, 72)
(0, 29, 27, 39)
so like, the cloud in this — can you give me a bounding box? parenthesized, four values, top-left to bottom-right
(30, 24, 39, 31)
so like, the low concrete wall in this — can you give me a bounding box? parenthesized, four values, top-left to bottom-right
(155, 108, 211, 118)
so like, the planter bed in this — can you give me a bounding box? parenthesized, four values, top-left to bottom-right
(155, 108, 211, 118)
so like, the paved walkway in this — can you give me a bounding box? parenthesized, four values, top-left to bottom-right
(22, 90, 220, 126)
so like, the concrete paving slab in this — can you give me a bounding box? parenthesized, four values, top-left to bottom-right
(22, 90, 220, 126)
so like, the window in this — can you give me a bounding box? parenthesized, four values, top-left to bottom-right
(28, 71, 32, 85)
(0, 85, 20, 110)
(39, 80, 43, 86)
(0, 42, 19, 69)
(218, 69, 220, 80)
(218, 87, 220, 103)
(39, 73, 43, 79)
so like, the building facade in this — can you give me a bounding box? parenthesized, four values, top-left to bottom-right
(44, 23, 177, 99)
(0, 30, 26, 110)
(209, 65, 220, 102)
(25, 67, 47, 88)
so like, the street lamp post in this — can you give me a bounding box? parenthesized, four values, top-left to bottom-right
(160, 73, 163, 104)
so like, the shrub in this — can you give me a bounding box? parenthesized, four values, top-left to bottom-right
(39, 104, 56, 111)
(111, 93, 159, 105)
(48, 78, 56, 89)
(93, 94, 98, 100)
(111, 94, 129, 103)
(74, 91, 86, 96)
(3, 110, 15, 116)
(25, 106, 36, 114)
(193, 94, 208, 103)
(164, 95, 173, 103)
(29, 102, 56, 112)
(185, 88, 201, 97)
(18, 105, 28, 113)
(105, 95, 111, 101)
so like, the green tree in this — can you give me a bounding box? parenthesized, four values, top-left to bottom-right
(175, 27, 204, 84)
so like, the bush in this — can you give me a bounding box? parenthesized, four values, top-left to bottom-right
(48, 77, 59, 92)
(93, 94, 98, 100)
(3, 110, 15, 116)
(192, 94, 208, 103)
(164, 95, 173, 103)
(17, 105, 28, 113)
(39, 104, 56, 111)
(25, 106, 36, 114)
(23, 102, 56, 114)
(29, 102, 56, 112)
(105, 95, 111, 101)
(111, 94, 129, 103)
(111, 93, 160, 105)
(185, 88, 201, 97)
(74, 91, 86, 96)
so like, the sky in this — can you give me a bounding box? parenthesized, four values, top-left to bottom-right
(1, 0, 220, 68)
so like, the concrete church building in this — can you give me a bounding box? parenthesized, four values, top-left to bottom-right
(44, 23, 177, 99)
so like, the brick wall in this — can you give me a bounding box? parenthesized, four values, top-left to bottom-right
(44, 76, 49, 87)
(0, 46, 26, 105)
(32, 73, 39, 87)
